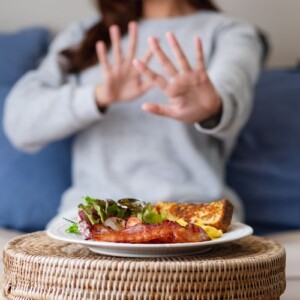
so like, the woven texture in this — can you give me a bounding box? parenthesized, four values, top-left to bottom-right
(1, 232, 285, 300)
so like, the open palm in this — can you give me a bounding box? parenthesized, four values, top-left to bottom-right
(133, 33, 221, 124)
(95, 22, 152, 107)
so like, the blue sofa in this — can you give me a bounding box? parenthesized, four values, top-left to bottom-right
(227, 69, 300, 234)
(1, 27, 299, 235)
(0, 28, 72, 232)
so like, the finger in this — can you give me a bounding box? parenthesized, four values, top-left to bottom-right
(148, 36, 177, 77)
(126, 21, 138, 62)
(141, 49, 153, 64)
(133, 59, 168, 90)
(166, 32, 192, 72)
(109, 25, 123, 65)
(131, 49, 152, 77)
(195, 37, 208, 82)
(194, 37, 206, 71)
(96, 41, 111, 72)
(142, 103, 177, 119)
(139, 80, 153, 94)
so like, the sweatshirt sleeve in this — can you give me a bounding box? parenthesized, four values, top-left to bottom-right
(195, 18, 262, 141)
(3, 21, 102, 153)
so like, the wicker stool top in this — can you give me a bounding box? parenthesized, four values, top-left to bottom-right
(1, 232, 286, 300)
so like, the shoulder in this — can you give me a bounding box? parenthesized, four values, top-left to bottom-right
(49, 14, 101, 53)
(203, 11, 259, 37)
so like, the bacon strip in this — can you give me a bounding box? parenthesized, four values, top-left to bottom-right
(90, 220, 211, 243)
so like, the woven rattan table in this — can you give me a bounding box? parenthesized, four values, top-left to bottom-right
(0, 232, 285, 300)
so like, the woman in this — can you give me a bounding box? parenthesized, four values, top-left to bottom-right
(4, 0, 262, 220)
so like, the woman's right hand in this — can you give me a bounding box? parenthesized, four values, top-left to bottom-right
(95, 22, 152, 108)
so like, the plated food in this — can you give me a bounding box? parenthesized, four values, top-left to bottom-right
(66, 197, 234, 244)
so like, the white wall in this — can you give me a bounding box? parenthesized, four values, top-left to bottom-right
(215, 0, 300, 68)
(0, 0, 93, 32)
(1, 0, 299, 68)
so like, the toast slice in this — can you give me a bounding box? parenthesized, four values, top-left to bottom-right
(154, 199, 234, 232)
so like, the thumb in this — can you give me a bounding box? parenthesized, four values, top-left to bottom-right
(142, 103, 177, 118)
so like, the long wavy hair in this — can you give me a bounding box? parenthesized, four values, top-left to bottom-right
(61, 0, 219, 73)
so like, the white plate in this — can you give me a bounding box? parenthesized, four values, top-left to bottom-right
(47, 213, 253, 258)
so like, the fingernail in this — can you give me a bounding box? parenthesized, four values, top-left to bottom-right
(141, 103, 150, 111)
(110, 24, 117, 31)
(96, 41, 102, 49)
(129, 21, 136, 28)
(148, 37, 159, 50)
(132, 59, 141, 68)
(149, 36, 158, 43)
(148, 36, 154, 43)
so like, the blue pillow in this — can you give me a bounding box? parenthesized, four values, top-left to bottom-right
(0, 28, 72, 232)
(0, 27, 50, 86)
(227, 69, 300, 235)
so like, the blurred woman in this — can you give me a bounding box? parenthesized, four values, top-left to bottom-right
(4, 0, 262, 220)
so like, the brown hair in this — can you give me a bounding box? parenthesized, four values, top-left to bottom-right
(61, 0, 218, 73)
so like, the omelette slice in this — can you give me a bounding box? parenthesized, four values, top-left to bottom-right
(154, 199, 234, 234)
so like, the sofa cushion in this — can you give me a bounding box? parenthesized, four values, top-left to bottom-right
(227, 69, 300, 235)
(0, 27, 50, 86)
(0, 28, 72, 232)
(0, 88, 72, 233)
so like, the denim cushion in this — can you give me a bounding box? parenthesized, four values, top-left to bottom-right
(0, 28, 72, 232)
(0, 27, 50, 86)
(227, 69, 300, 235)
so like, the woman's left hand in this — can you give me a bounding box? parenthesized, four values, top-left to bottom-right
(133, 33, 222, 124)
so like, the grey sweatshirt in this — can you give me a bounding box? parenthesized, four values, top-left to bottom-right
(3, 11, 262, 220)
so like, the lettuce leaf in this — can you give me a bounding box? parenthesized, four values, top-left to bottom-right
(66, 223, 79, 234)
(140, 203, 166, 224)
(72, 197, 166, 229)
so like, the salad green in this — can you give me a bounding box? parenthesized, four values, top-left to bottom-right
(66, 222, 80, 234)
(66, 197, 166, 234)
